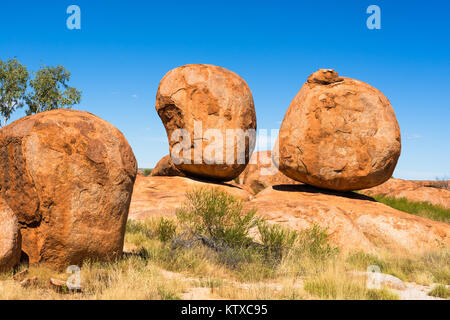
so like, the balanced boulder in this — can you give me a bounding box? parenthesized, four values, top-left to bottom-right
(156, 64, 257, 181)
(275, 69, 401, 191)
(0, 197, 21, 272)
(0, 109, 137, 270)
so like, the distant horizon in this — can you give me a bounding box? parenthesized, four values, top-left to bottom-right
(2, 0, 449, 180)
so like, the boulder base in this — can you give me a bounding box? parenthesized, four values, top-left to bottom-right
(0, 197, 21, 272)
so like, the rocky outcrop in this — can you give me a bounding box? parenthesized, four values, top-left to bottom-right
(246, 185, 450, 253)
(275, 69, 401, 191)
(0, 197, 21, 272)
(361, 178, 450, 209)
(156, 64, 257, 181)
(151, 155, 185, 177)
(129, 175, 253, 221)
(0, 109, 137, 270)
(238, 151, 298, 193)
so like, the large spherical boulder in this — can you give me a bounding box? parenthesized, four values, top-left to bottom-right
(0, 109, 137, 270)
(156, 64, 257, 181)
(276, 69, 401, 191)
(0, 197, 21, 272)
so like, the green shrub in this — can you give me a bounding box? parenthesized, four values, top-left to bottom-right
(126, 220, 152, 238)
(176, 187, 258, 249)
(297, 224, 339, 260)
(143, 169, 152, 176)
(428, 284, 449, 298)
(258, 221, 297, 261)
(156, 218, 177, 243)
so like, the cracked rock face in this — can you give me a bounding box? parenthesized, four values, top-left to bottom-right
(156, 64, 257, 181)
(274, 69, 401, 191)
(0, 109, 137, 270)
(0, 197, 21, 272)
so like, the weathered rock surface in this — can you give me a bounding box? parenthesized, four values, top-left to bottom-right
(246, 185, 450, 253)
(361, 178, 450, 209)
(151, 155, 185, 177)
(239, 151, 299, 193)
(156, 64, 257, 181)
(0, 109, 137, 270)
(0, 197, 21, 272)
(276, 69, 401, 191)
(129, 175, 253, 220)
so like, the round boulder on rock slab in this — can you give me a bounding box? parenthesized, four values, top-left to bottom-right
(276, 69, 401, 191)
(156, 64, 257, 181)
(0, 109, 137, 270)
(0, 197, 21, 273)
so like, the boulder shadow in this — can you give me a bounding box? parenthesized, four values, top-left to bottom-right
(182, 175, 244, 191)
(272, 184, 377, 202)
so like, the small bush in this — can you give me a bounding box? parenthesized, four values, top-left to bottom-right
(126, 220, 152, 238)
(258, 221, 297, 261)
(297, 225, 339, 260)
(156, 218, 177, 243)
(428, 284, 449, 298)
(176, 188, 258, 249)
(143, 169, 152, 176)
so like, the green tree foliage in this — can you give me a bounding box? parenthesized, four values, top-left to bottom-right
(0, 58, 29, 127)
(25, 65, 81, 115)
(0, 58, 81, 127)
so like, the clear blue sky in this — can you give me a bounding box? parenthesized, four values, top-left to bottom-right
(1, 0, 449, 180)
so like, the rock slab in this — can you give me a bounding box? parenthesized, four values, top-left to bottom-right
(129, 175, 253, 221)
(246, 185, 450, 253)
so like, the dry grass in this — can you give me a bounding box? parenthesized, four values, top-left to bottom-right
(1, 188, 449, 300)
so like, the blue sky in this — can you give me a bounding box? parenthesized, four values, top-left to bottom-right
(1, 0, 449, 180)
